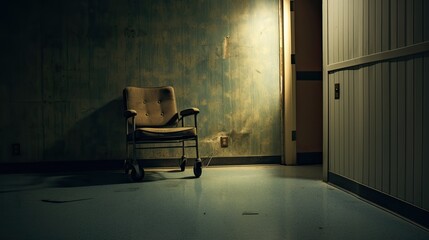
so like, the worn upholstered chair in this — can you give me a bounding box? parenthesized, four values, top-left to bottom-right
(123, 86, 202, 181)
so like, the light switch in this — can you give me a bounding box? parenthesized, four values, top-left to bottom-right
(335, 83, 340, 100)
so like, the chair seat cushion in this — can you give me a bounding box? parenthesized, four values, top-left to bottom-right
(128, 127, 197, 141)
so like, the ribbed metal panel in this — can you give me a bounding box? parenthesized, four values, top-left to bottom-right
(324, 0, 429, 210)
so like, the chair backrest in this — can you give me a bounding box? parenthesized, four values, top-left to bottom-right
(123, 86, 178, 127)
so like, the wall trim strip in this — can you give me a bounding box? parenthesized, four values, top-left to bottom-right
(329, 172, 429, 230)
(327, 41, 429, 72)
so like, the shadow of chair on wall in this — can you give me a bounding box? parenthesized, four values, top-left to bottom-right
(43, 97, 124, 167)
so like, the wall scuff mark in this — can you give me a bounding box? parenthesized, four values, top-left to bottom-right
(223, 35, 230, 59)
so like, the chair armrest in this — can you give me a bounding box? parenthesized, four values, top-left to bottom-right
(124, 109, 137, 119)
(180, 108, 200, 117)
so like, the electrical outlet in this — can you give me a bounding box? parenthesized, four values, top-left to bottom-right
(12, 143, 20, 156)
(220, 136, 228, 148)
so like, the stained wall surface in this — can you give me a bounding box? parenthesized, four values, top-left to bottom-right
(0, 0, 281, 163)
(324, 0, 429, 211)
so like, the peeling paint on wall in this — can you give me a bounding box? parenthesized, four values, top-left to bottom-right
(223, 36, 230, 59)
(1, 0, 281, 163)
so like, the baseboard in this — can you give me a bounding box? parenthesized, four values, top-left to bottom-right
(328, 172, 429, 230)
(0, 156, 281, 173)
(297, 152, 322, 165)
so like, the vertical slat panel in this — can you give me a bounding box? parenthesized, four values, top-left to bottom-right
(330, 73, 336, 172)
(329, 72, 333, 172)
(344, 69, 349, 177)
(423, 53, 429, 210)
(348, 0, 354, 59)
(405, 1, 416, 203)
(368, 0, 375, 54)
(406, 58, 415, 203)
(406, 0, 414, 46)
(405, 0, 415, 202)
(338, 0, 344, 63)
(343, 0, 349, 61)
(390, 61, 398, 197)
(369, 64, 376, 188)
(425, 0, 429, 41)
(397, 0, 406, 48)
(382, 62, 390, 193)
(349, 69, 355, 179)
(397, 59, 406, 200)
(329, 74, 336, 172)
(328, 0, 334, 65)
(390, 0, 398, 50)
(362, 66, 369, 185)
(356, 67, 364, 183)
(413, 56, 423, 207)
(375, 0, 382, 53)
(375, 63, 383, 191)
(333, 0, 339, 64)
(381, 0, 390, 52)
(354, 0, 362, 58)
(413, 0, 423, 44)
(381, 0, 390, 193)
(390, 0, 398, 199)
(363, 0, 369, 56)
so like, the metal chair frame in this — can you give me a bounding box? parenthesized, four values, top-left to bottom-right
(123, 88, 201, 181)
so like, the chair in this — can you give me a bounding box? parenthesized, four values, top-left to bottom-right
(123, 86, 202, 181)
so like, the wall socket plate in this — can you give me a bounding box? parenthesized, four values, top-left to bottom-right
(220, 136, 228, 148)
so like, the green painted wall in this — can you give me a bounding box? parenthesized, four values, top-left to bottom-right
(1, 0, 281, 163)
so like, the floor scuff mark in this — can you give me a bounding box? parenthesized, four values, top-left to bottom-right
(242, 211, 259, 216)
(41, 198, 92, 204)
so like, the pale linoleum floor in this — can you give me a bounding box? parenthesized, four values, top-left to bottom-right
(1, 164, 428, 240)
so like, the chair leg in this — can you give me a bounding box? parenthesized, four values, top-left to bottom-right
(126, 139, 144, 181)
(124, 141, 130, 174)
(180, 156, 187, 172)
(193, 137, 202, 178)
(193, 159, 202, 178)
(180, 140, 186, 171)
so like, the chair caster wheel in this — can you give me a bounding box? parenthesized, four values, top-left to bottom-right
(129, 166, 144, 182)
(193, 159, 202, 178)
(125, 160, 144, 182)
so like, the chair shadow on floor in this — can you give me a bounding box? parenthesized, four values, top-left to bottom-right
(51, 170, 197, 188)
